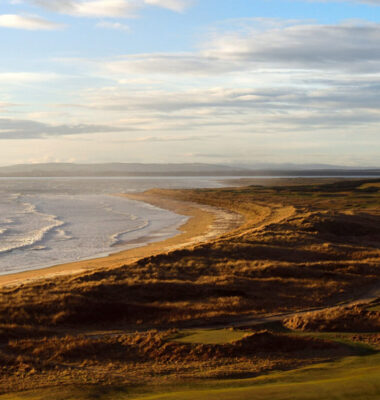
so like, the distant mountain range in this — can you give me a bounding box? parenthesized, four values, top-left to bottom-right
(231, 163, 379, 171)
(0, 163, 379, 177)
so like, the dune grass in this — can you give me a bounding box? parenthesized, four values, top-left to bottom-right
(1, 179, 380, 398)
(2, 352, 380, 400)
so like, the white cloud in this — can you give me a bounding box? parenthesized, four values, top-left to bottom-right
(127, 134, 216, 142)
(1, 16, 379, 165)
(31, 0, 139, 18)
(143, 0, 192, 12)
(0, 118, 125, 139)
(96, 21, 130, 31)
(104, 53, 234, 76)
(0, 14, 63, 30)
(42, 18, 380, 150)
(0, 72, 60, 83)
(0, 102, 15, 113)
(204, 21, 380, 69)
(29, 0, 192, 18)
(74, 80, 380, 135)
(98, 20, 380, 76)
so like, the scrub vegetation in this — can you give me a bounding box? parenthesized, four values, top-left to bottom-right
(0, 178, 379, 397)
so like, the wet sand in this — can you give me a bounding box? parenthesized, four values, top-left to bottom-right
(0, 192, 243, 288)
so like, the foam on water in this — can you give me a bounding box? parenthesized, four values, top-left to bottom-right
(110, 220, 151, 247)
(0, 177, 224, 275)
(0, 199, 65, 255)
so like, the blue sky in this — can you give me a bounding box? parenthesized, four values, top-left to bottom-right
(1, 0, 380, 166)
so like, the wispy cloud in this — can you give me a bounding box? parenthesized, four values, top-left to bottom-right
(0, 72, 60, 83)
(31, 0, 139, 18)
(97, 20, 380, 75)
(96, 21, 130, 32)
(0, 118, 125, 139)
(0, 102, 16, 112)
(28, 0, 192, 18)
(1, 12, 379, 165)
(144, 0, 193, 13)
(204, 20, 380, 71)
(126, 134, 217, 142)
(0, 14, 63, 30)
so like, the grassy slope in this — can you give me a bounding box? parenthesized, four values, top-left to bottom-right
(2, 352, 380, 400)
(1, 179, 380, 398)
(135, 355, 380, 400)
(2, 329, 379, 400)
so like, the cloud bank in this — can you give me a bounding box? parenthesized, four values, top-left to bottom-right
(100, 21, 380, 75)
(0, 14, 63, 30)
(1, 11, 379, 165)
(0, 118, 124, 139)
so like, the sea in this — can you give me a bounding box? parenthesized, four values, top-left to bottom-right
(1, 174, 378, 276)
(0, 177, 226, 276)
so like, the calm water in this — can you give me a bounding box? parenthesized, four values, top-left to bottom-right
(0, 177, 225, 275)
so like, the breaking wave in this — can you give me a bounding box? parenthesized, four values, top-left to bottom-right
(0, 201, 64, 255)
(110, 220, 151, 247)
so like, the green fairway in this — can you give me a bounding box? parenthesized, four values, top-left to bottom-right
(359, 183, 380, 190)
(367, 304, 380, 312)
(3, 352, 380, 400)
(172, 329, 248, 344)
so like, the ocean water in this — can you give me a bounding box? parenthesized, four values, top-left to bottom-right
(0, 177, 224, 275)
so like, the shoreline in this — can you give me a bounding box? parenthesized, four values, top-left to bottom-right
(0, 192, 243, 288)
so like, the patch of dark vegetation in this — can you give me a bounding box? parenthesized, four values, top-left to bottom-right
(284, 306, 380, 333)
(0, 324, 55, 342)
(1, 329, 349, 373)
(0, 328, 354, 393)
(299, 212, 380, 239)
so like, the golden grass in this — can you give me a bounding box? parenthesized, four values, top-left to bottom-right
(284, 305, 380, 332)
(1, 180, 379, 330)
(0, 178, 379, 393)
(0, 329, 350, 393)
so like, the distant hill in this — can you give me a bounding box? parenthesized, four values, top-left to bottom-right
(0, 163, 248, 177)
(0, 163, 379, 177)
(233, 162, 379, 171)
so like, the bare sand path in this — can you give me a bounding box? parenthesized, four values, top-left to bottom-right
(0, 192, 243, 288)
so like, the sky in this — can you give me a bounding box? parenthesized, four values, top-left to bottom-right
(0, 0, 380, 166)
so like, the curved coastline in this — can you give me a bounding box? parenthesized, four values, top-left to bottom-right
(0, 192, 243, 288)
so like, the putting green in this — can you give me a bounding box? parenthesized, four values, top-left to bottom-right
(173, 329, 248, 344)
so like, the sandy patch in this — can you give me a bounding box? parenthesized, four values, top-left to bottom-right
(0, 192, 243, 288)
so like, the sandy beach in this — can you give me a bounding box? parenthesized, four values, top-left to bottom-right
(0, 191, 243, 288)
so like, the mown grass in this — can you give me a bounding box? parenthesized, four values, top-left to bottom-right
(359, 183, 380, 190)
(134, 354, 380, 400)
(2, 352, 380, 400)
(172, 329, 248, 344)
(291, 331, 378, 355)
(367, 302, 380, 312)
